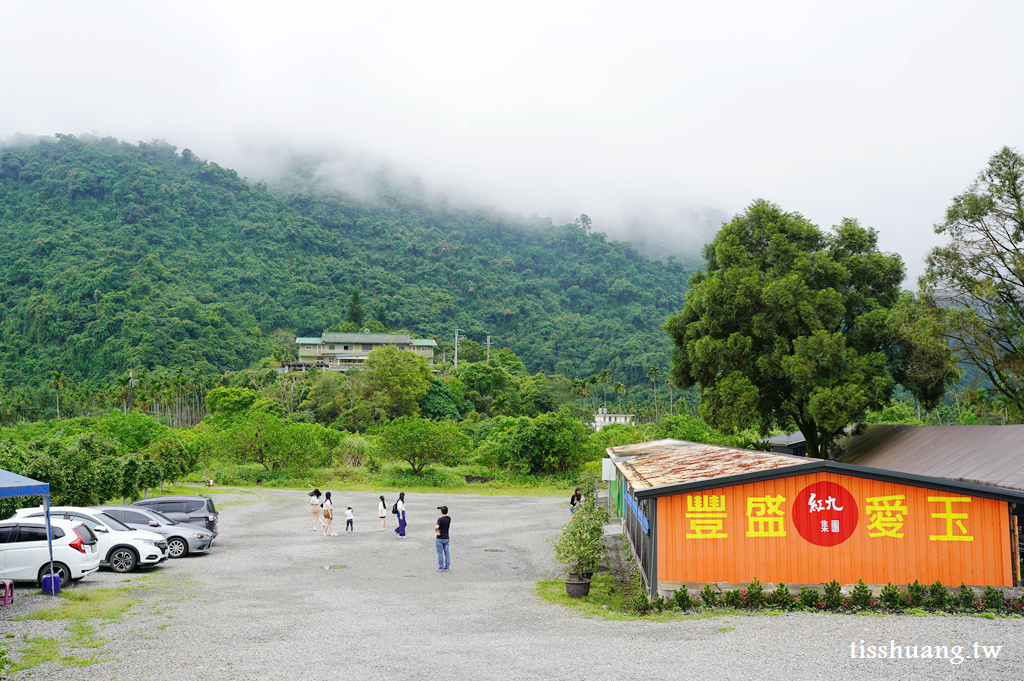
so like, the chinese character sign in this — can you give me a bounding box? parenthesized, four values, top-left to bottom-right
(745, 494, 787, 537)
(928, 497, 974, 542)
(685, 494, 728, 539)
(865, 495, 908, 538)
(791, 481, 858, 546)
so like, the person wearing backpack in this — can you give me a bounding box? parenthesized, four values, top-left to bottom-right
(378, 495, 387, 532)
(394, 492, 407, 538)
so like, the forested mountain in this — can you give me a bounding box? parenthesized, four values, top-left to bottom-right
(0, 135, 695, 387)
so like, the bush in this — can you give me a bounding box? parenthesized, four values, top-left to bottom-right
(957, 583, 976, 611)
(699, 584, 718, 608)
(724, 589, 744, 608)
(632, 591, 653, 615)
(673, 586, 695, 611)
(744, 577, 765, 609)
(879, 583, 902, 609)
(850, 580, 873, 609)
(907, 580, 927, 608)
(928, 580, 949, 611)
(768, 583, 794, 610)
(798, 587, 820, 609)
(983, 585, 1004, 611)
(823, 580, 843, 610)
(551, 496, 608, 575)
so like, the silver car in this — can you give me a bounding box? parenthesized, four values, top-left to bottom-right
(96, 506, 213, 559)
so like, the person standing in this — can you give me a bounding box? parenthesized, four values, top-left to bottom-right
(394, 492, 407, 538)
(569, 488, 583, 514)
(435, 505, 450, 571)
(378, 495, 387, 532)
(322, 491, 337, 536)
(345, 505, 354, 533)
(309, 489, 323, 531)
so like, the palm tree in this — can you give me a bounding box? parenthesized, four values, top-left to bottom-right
(599, 368, 611, 409)
(49, 370, 67, 420)
(115, 375, 132, 414)
(665, 378, 675, 416)
(647, 366, 661, 421)
(587, 375, 598, 411)
(613, 382, 626, 413)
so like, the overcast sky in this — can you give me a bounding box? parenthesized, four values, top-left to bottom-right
(2, 0, 1021, 282)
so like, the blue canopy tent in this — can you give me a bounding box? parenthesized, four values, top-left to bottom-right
(0, 469, 57, 594)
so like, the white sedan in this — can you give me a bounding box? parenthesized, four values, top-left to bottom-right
(0, 518, 101, 586)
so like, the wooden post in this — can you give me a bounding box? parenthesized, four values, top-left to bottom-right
(1011, 504, 1021, 587)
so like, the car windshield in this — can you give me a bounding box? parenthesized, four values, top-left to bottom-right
(150, 510, 177, 525)
(97, 512, 134, 532)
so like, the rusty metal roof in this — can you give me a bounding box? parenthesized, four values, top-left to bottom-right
(608, 439, 807, 490)
(836, 424, 1024, 493)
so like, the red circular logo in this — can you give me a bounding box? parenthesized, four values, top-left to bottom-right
(792, 482, 858, 546)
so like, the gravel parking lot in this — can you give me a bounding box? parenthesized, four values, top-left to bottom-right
(2, 487, 1023, 680)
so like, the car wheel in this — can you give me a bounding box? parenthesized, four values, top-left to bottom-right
(167, 537, 188, 558)
(109, 547, 138, 573)
(38, 562, 71, 588)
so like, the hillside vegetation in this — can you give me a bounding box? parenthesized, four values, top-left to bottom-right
(0, 134, 694, 390)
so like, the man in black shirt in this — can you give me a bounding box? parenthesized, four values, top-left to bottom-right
(435, 506, 451, 572)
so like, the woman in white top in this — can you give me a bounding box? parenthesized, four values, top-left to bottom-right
(378, 495, 387, 532)
(309, 489, 323, 531)
(394, 491, 407, 538)
(322, 491, 337, 536)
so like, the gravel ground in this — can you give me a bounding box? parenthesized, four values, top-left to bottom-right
(2, 487, 1022, 680)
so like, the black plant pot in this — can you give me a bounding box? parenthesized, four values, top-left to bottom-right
(565, 578, 592, 598)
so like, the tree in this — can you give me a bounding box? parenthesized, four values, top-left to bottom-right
(613, 381, 626, 412)
(364, 345, 430, 419)
(920, 146, 1024, 418)
(375, 415, 471, 474)
(374, 303, 388, 330)
(647, 366, 661, 421)
(489, 408, 595, 474)
(49, 370, 67, 419)
(347, 288, 365, 327)
(665, 200, 956, 458)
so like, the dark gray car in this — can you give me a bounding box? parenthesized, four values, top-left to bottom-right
(95, 506, 214, 559)
(131, 496, 218, 537)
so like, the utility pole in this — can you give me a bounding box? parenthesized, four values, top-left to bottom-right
(484, 335, 494, 362)
(453, 328, 465, 368)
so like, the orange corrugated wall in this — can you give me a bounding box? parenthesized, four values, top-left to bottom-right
(656, 472, 1012, 587)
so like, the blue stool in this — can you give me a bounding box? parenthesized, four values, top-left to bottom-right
(0, 580, 13, 606)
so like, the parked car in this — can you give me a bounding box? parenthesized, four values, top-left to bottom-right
(0, 518, 101, 586)
(12, 507, 169, 573)
(96, 505, 213, 559)
(131, 496, 218, 537)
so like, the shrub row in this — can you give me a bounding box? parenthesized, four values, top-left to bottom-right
(634, 577, 1024, 616)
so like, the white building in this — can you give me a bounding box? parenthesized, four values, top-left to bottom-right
(592, 408, 634, 431)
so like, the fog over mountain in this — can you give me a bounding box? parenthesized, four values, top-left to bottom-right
(3, 1, 1022, 281)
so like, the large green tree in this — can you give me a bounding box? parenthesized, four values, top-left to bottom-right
(364, 345, 430, 419)
(920, 146, 1024, 418)
(375, 415, 471, 474)
(666, 200, 956, 458)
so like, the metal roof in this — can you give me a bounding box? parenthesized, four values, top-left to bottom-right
(609, 439, 806, 490)
(765, 431, 806, 447)
(295, 337, 322, 344)
(321, 332, 412, 344)
(411, 339, 437, 346)
(837, 424, 1024, 493)
(608, 437, 1024, 505)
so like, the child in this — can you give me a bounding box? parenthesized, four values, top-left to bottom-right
(345, 505, 354, 533)
(322, 491, 337, 536)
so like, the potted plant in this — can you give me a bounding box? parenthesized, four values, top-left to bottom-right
(552, 497, 608, 597)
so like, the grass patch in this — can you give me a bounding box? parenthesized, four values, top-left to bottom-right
(182, 462, 593, 496)
(15, 587, 137, 622)
(718, 626, 736, 632)
(9, 634, 108, 673)
(536, 576, 679, 622)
